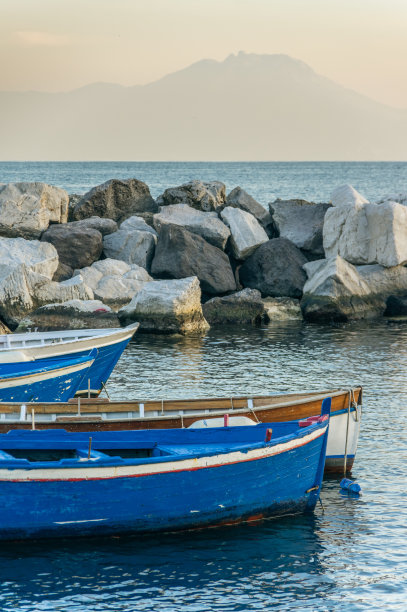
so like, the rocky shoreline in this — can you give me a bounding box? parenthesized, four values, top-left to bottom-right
(0, 179, 406, 334)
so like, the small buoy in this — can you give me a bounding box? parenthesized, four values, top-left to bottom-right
(340, 478, 361, 494)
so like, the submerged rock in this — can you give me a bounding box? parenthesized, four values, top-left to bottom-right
(0, 182, 69, 239)
(17, 300, 120, 331)
(262, 297, 303, 321)
(118, 276, 209, 335)
(202, 289, 265, 325)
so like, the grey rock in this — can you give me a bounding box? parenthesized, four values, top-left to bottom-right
(151, 225, 236, 295)
(202, 288, 265, 325)
(120, 215, 158, 236)
(71, 178, 157, 222)
(70, 216, 118, 236)
(0, 237, 58, 278)
(226, 187, 271, 227)
(220, 207, 269, 260)
(41, 223, 103, 269)
(103, 229, 157, 271)
(239, 238, 308, 298)
(153, 204, 230, 249)
(269, 199, 331, 256)
(0, 182, 68, 239)
(118, 276, 209, 335)
(52, 262, 73, 282)
(157, 180, 226, 212)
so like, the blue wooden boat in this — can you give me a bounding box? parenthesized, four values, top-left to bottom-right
(0, 351, 97, 403)
(0, 323, 139, 397)
(0, 399, 330, 540)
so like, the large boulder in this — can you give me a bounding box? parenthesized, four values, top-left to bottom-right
(323, 200, 407, 267)
(202, 289, 265, 325)
(239, 238, 308, 298)
(385, 295, 407, 316)
(71, 179, 157, 222)
(17, 300, 120, 331)
(157, 180, 226, 212)
(225, 187, 271, 228)
(269, 199, 331, 256)
(0, 182, 68, 239)
(153, 204, 230, 249)
(220, 207, 269, 260)
(330, 184, 369, 207)
(118, 276, 209, 335)
(151, 225, 236, 295)
(41, 223, 103, 270)
(300, 256, 384, 321)
(0, 237, 58, 278)
(74, 259, 152, 310)
(103, 228, 157, 271)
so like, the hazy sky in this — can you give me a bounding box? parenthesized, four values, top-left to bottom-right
(1, 0, 407, 108)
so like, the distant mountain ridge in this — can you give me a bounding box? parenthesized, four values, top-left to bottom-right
(1, 52, 406, 161)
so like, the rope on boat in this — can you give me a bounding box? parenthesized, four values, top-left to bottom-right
(343, 389, 352, 476)
(101, 381, 111, 401)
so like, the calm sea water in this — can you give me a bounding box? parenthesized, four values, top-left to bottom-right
(0, 163, 407, 611)
(0, 161, 406, 203)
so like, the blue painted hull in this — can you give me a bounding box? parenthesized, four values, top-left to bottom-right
(0, 416, 329, 540)
(0, 354, 95, 403)
(73, 337, 132, 396)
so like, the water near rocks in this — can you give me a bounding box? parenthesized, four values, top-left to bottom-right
(0, 320, 406, 611)
(0, 163, 406, 611)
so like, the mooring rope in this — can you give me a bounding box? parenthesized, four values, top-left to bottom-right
(343, 389, 352, 476)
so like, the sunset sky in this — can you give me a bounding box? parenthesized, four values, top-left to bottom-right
(1, 0, 407, 108)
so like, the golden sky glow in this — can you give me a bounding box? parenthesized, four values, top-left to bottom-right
(1, 0, 407, 107)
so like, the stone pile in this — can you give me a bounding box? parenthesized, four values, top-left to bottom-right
(1, 177, 405, 334)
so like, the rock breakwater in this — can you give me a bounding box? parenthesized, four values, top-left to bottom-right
(1, 178, 405, 334)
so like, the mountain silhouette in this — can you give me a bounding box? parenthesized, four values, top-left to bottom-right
(1, 52, 406, 160)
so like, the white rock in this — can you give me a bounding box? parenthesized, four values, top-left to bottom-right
(73, 259, 152, 311)
(103, 229, 157, 270)
(220, 207, 269, 260)
(330, 184, 369, 207)
(301, 256, 381, 321)
(118, 276, 210, 334)
(0, 237, 58, 278)
(120, 216, 158, 235)
(323, 200, 407, 267)
(153, 204, 230, 249)
(0, 182, 69, 238)
(33, 274, 94, 306)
